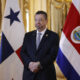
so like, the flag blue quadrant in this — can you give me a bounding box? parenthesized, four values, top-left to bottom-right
(0, 32, 14, 63)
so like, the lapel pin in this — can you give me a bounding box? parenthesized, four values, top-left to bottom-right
(46, 34, 48, 37)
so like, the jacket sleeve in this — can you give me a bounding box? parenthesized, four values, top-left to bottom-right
(20, 34, 32, 68)
(40, 35, 59, 68)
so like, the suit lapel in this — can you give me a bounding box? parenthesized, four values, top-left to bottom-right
(31, 30, 36, 54)
(37, 29, 49, 51)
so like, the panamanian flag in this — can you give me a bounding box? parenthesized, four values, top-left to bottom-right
(57, 0, 80, 80)
(0, 0, 25, 80)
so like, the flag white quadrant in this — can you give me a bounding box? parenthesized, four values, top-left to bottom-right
(0, 52, 24, 80)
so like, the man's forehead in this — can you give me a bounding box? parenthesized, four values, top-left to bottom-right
(35, 14, 47, 20)
(35, 14, 44, 16)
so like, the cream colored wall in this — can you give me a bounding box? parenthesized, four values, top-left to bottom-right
(1, 0, 6, 17)
(50, 0, 71, 36)
(0, 0, 6, 41)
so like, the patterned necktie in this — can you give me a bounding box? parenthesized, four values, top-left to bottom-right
(36, 32, 42, 49)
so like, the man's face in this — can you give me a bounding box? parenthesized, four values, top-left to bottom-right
(35, 14, 47, 31)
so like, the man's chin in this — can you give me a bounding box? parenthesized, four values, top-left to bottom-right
(36, 26, 41, 29)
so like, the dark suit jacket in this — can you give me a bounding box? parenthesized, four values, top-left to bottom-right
(20, 29, 59, 80)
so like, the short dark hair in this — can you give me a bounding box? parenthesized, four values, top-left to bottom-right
(35, 11, 47, 20)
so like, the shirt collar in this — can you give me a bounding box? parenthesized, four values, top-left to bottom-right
(37, 28, 47, 35)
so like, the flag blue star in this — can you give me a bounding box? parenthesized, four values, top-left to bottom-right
(5, 8, 20, 26)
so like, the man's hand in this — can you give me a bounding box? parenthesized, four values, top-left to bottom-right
(28, 62, 41, 73)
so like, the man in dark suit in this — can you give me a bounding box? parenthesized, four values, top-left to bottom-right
(20, 11, 59, 80)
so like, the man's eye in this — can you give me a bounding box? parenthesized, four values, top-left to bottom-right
(35, 19, 42, 21)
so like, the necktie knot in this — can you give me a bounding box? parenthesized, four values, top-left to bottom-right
(38, 32, 42, 37)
